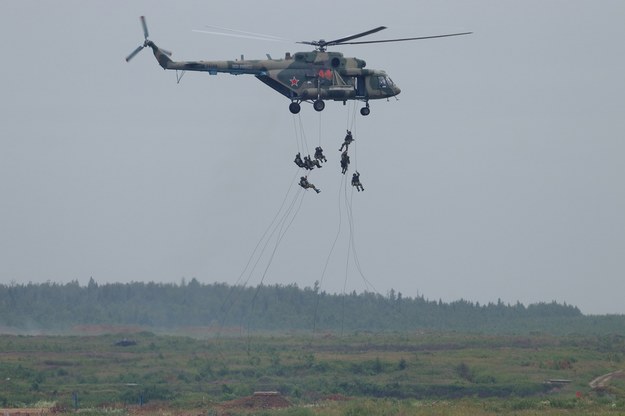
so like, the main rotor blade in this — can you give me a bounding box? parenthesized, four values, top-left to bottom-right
(325, 26, 387, 46)
(140, 15, 149, 39)
(125, 45, 144, 62)
(193, 29, 289, 43)
(336, 32, 473, 45)
(202, 25, 290, 41)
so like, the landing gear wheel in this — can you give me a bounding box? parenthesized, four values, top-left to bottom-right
(360, 106, 370, 116)
(289, 102, 301, 114)
(313, 100, 325, 112)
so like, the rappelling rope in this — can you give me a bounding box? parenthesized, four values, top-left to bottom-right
(347, 101, 359, 133)
(312, 172, 346, 334)
(239, 111, 321, 342)
(246, 187, 306, 345)
(337, 103, 383, 334)
(318, 111, 323, 147)
(215, 168, 303, 339)
(342, 120, 378, 294)
(231, 168, 300, 288)
(313, 103, 365, 335)
(241, 179, 303, 289)
(297, 114, 311, 157)
(210, 167, 303, 362)
(344, 181, 378, 293)
(340, 172, 352, 336)
(291, 115, 301, 155)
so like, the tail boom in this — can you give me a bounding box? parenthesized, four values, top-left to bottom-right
(146, 41, 265, 75)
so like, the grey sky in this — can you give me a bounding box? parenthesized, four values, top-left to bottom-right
(1, 1, 624, 315)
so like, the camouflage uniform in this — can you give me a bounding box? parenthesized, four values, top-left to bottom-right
(314, 146, 327, 163)
(339, 130, 354, 152)
(351, 171, 364, 192)
(299, 176, 321, 193)
(340, 151, 350, 174)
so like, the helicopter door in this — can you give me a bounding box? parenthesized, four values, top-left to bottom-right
(355, 76, 366, 97)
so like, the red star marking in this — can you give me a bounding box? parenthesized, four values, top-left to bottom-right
(290, 76, 299, 87)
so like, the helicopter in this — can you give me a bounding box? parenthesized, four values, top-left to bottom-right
(126, 17, 471, 116)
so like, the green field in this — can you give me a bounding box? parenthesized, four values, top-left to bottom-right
(1, 330, 624, 415)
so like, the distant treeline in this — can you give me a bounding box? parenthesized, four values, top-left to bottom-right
(1, 279, 623, 334)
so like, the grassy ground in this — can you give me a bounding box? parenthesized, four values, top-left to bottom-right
(0, 330, 624, 414)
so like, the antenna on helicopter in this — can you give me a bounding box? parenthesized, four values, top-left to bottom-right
(125, 16, 172, 62)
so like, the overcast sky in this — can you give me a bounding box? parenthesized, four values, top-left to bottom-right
(1, 0, 624, 315)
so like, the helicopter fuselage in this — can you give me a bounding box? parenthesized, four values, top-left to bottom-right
(128, 17, 470, 115)
(147, 41, 400, 114)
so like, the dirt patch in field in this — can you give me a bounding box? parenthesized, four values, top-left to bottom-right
(590, 370, 625, 390)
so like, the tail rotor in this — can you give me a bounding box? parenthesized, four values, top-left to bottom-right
(125, 16, 150, 62)
(125, 16, 172, 62)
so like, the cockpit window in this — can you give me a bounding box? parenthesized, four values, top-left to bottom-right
(377, 76, 394, 89)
